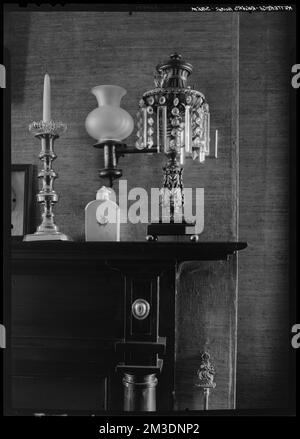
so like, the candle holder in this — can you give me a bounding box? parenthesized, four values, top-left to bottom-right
(23, 120, 72, 241)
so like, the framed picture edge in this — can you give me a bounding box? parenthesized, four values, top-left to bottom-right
(11, 164, 34, 240)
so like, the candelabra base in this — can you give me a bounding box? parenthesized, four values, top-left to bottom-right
(23, 232, 72, 242)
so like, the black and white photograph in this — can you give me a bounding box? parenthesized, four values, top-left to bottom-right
(1, 1, 297, 428)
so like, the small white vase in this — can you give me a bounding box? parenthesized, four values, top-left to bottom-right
(85, 85, 134, 143)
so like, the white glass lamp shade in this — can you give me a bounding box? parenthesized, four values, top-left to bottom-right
(85, 85, 134, 143)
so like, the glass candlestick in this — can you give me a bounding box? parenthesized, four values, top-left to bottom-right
(23, 120, 72, 241)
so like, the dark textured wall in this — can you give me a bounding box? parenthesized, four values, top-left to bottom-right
(237, 13, 292, 409)
(5, 9, 293, 410)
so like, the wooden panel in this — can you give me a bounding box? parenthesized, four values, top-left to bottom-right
(157, 267, 176, 410)
(11, 272, 124, 338)
(6, 10, 238, 242)
(11, 337, 117, 376)
(9, 336, 114, 414)
(11, 376, 107, 412)
(125, 274, 158, 342)
(175, 258, 237, 410)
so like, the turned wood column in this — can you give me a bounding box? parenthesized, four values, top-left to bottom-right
(123, 373, 158, 412)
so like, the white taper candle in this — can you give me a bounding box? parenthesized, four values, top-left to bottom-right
(43, 73, 51, 122)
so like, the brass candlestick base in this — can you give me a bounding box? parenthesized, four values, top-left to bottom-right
(23, 120, 72, 242)
(23, 233, 70, 241)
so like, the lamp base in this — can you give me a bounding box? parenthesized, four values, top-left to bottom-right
(146, 221, 197, 241)
(23, 232, 72, 242)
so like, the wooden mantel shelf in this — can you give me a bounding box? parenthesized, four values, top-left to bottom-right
(11, 241, 247, 263)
